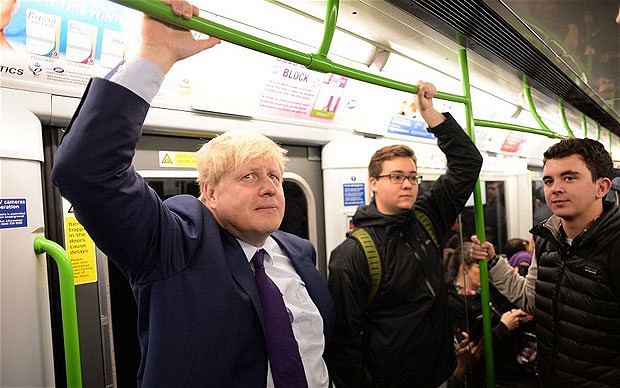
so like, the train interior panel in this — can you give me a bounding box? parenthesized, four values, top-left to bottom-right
(1, 0, 619, 386)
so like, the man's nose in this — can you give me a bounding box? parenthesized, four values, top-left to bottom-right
(258, 175, 277, 195)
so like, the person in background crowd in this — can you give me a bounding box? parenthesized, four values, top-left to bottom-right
(446, 242, 538, 388)
(484, 181, 507, 252)
(533, 186, 553, 225)
(471, 137, 620, 387)
(326, 81, 483, 388)
(52, 1, 334, 386)
(504, 237, 534, 277)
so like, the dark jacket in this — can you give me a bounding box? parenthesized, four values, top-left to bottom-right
(326, 114, 483, 388)
(531, 203, 620, 387)
(52, 78, 335, 387)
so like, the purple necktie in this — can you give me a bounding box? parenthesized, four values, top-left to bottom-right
(252, 249, 308, 388)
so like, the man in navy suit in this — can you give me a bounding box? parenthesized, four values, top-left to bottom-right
(52, 1, 334, 386)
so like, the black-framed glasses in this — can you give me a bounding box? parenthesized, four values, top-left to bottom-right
(375, 173, 423, 185)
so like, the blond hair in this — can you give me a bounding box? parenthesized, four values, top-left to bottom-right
(196, 130, 288, 202)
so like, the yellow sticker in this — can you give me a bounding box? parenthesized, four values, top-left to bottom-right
(64, 216, 97, 285)
(159, 151, 197, 168)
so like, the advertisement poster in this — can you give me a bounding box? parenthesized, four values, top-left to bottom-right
(257, 58, 349, 122)
(0, 0, 136, 96)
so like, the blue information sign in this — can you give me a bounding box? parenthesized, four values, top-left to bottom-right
(343, 183, 365, 206)
(387, 115, 436, 139)
(0, 198, 28, 229)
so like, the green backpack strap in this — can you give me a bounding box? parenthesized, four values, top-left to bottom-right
(415, 210, 440, 249)
(350, 228, 381, 307)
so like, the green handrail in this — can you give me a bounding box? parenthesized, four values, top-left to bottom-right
(33, 237, 82, 388)
(523, 76, 556, 134)
(459, 49, 495, 387)
(596, 122, 601, 141)
(582, 113, 588, 138)
(317, 0, 338, 57)
(558, 99, 576, 138)
(110, 0, 468, 103)
(474, 119, 565, 139)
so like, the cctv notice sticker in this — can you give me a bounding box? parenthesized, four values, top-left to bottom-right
(0, 198, 28, 229)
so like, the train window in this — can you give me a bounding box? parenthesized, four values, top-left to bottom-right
(433, 180, 508, 254)
(532, 180, 552, 225)
(484, 181, 507, 254)
(147, 179, 200, 199)
(279, 181, 309, 239)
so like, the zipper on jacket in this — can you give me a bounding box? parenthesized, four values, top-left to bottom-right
(404, 239, 436, 297)
(550, 246, 569, 374)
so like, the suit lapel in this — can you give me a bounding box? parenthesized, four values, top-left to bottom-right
(220, 231, 265, 327)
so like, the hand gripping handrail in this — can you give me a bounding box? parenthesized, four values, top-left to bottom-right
(33, 237, 82, 388)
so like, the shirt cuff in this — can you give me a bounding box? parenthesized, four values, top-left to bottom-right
(107, 57, 164, 104)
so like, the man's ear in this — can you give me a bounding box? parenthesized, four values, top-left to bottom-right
(596, 177, 612, 199)
(369, 176, 378, 195)
(204, 182, 217, 208)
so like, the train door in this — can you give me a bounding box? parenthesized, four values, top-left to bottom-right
(1, 102, 55, 387)
(63, 134, 325, 387)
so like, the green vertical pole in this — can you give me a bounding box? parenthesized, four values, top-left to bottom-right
(596, 122, 601, 141)
(33, 237, 82, 388)
(459, 49, 495, 387)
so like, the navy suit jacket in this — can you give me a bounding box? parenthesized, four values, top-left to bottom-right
(52, 78, 335, 387)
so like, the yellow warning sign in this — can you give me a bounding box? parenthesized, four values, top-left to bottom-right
(159, 151, 197, 168)
(64, 216, 97, 285)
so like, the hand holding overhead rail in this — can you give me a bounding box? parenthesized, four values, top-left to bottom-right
(110, 0, 470, 103)
(138, 0, 220, 73)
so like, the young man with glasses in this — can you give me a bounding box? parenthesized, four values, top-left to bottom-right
(325, 81, 483, 388)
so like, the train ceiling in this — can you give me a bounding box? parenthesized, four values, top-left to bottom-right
(386, 0, 620, 134)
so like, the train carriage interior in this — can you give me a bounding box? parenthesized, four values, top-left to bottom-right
(1, 0, 619, 387)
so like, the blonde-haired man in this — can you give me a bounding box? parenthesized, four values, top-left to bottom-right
(52, 2, 334, 387)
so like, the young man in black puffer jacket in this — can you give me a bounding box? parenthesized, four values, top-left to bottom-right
(471, 138, 620, 387)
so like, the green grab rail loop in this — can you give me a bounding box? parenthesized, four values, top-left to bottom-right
(582, 113, 588, 138)
(33, 236, 82, 388)
(558, 99, 576, 138)
(459, 49, 495, 387)
(596, 122, 601, 141)
(317, 0, 338, 57)
(523, 76, 556, 135)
